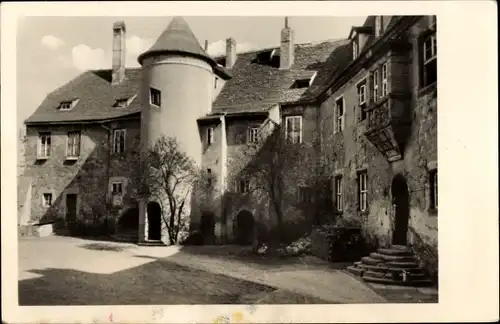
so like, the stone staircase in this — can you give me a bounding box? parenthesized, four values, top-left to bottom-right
(347, 245, 433, 287)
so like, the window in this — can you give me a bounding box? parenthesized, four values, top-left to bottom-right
(422, 32, 437, 87)
(66, 131, 81, 158)
(429, 169, 438, 209)
(248, 127, 259, 144)
(335, 97, 344, 133)
(358, 171, 368, 212)
(352, 39, 359, 59)
(214, 77, 218, 89)
(114, 99, 129, 108)
(206, 169, 212, 187)
(291, 78, 311, 89)
(111, 182, 123, 196)
(357, 81, 367, 121)
(59, 101, 74, 111)
(381, 63, 388, 97)
(285, 116, 302, 144)
(207, 127, 214, 145)
(375, 16, 382, 37)
(298, 187, 313, 204)
(372, 70, 379, 102)
(237, 179, 250, 194)
(112, 129, 126, 154)
(42, 193, 52, 207)
(38, 132, 51, 158)
(150, 88, 161, 106)
(335, 176, 343, 212)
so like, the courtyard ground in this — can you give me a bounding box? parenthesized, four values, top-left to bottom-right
(18, 236, 438, 305)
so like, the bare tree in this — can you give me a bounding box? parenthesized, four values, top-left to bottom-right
(137, 135, 215, 245)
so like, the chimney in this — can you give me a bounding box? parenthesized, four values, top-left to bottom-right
(280, 17, 294, 70)
(225, 38, 237, 69)
(112, 21, 126, 85)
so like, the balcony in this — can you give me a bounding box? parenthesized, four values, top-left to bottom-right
(364, 93, 412, 162)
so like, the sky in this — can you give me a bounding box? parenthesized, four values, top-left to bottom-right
(16, 16, 366, 132)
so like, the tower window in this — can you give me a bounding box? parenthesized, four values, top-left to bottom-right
(207, 127, 214, 145)
(335, 175, 343, 212)
(285, 116, 302, 144)
(150, 88, 161, 106)
(237, 179, 250, 194)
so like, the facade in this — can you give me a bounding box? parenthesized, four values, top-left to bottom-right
(18, 16, 437, 259)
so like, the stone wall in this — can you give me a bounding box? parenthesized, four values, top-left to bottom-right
(23, 118, 141, 233)
(318, 16, 438, 260)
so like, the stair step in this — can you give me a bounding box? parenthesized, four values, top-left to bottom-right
(378, 247, 413, 256)
(363, 270, 391, 278)
(137, 240, 165, 246)
(347, 265, 364, 276)
(357, 263, 425, 275)
(363, 275, 433, 287)
(392, 245, 411, 250)
(386, 261, 420, 269)
(361, 256, 385, 265)
(370, 252, 416, 262)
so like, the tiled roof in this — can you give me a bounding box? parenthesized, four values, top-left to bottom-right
(138, 17, 218, 69)
(27, 16, 404, 124)
(25, 69, 141, 124)
(212, 38, 351, 113)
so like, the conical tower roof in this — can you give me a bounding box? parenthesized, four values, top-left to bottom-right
(138, 17, 216, 66)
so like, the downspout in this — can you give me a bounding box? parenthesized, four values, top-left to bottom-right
(100, 122, 112, 235)
(219, 113, 227, 243)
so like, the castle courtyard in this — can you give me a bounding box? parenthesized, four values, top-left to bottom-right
(18, 236, 437, 305)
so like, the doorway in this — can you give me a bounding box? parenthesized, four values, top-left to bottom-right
(235, 210, 255, 245)
(146, 202, 162, 241)
(391, 174, 410, 246)
(65, 194, 78, 223)
(200, 211, 216, 245)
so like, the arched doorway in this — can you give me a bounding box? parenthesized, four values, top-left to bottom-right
(235, 210, 255, 245)
(200, 211, 216, 245)
(391, 174, 410, 246)
(147, 202, 162, 241)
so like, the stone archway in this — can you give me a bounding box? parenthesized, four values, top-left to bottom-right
(147, 202, 162, 241)
(391, 174, 410, 246)
(235, 210, 255, 245)
(200, 211, 216, 245)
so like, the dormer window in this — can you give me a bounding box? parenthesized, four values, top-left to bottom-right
(150, 88, 161, 107)
(253, 49, 280, 67)
(375, 16, 382, 37)
(58, 99, 78, 111)
(352, 38, 359, 60)
(290, 78, 311, 89)
(114, 94, 137, 108)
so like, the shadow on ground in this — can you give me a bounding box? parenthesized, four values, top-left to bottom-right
(18, 254, 329, 306)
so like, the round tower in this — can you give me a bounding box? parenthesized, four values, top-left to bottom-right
(137, 17, 229, 243)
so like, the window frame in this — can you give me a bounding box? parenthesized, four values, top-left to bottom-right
(42, 193, 53, 207)
(356, 79, 368, 121)
(284, 115, 303, 144)
(334, 96, 345, 134)
(334, 175, 343, 212)
(112, 129, 126, 154)
(149, 87, 161, 107)
(237, 179, 250, 194)
(372, 70, 379, 102)
(381, 62, 388, 97)
(207, 127, 214, 145)
(66, 131, 81, 159)
(358, 171, 368, 212)
(37, 132, 51, 159)
(421, 31, 437, 89)
(111, 182, 123, 196)
(429, 169, 438, 210)
(248, 127, 260, 144)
